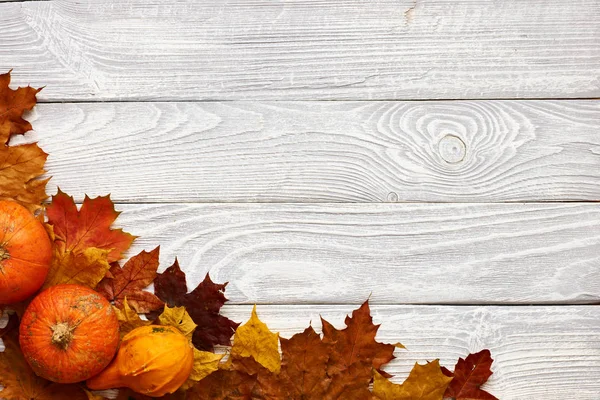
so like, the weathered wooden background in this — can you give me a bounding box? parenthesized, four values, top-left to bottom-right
(2, 0, 600, 398)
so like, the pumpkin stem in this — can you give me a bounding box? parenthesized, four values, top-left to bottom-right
(51, 322, 74, 350)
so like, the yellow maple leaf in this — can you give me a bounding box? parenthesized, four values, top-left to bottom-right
(230, 305, 281, 373)
(43, 246, 111, 289)
(373, 360, 453, 400)
(114, 298, 150, 338)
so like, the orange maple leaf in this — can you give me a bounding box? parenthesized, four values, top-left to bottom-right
(43, 189, 136, 289)
(0, 71, 49, 212)
(0, 314, 88, 400)
(96, 247, 163, 313)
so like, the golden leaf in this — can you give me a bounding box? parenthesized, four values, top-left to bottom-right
(157, 305, 197, 341)
(373, 360, 453, 400)
(230, 305, 281, 373)
(43, 246, 111, 289)
(180, 348, 224, 390)
(114, 298, 150, 338)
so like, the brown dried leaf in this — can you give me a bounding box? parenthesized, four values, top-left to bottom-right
(97, 247, 163, 313)
(0, 71, 48, 212)
(322, 300, 396, 376)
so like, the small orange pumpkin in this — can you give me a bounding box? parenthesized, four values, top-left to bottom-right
(87, 325, 194, 397)
(0, 200, 52, 304)
(19, 284, 120, 383)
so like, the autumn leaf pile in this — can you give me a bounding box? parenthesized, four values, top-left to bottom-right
(0, 71, 498, 399)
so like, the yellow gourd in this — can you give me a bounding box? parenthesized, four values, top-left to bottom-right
(87, 325, 194, 397)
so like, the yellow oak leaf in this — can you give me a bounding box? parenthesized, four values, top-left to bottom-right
(373, 360, 453, 400)
(43, 246, 111, 289)
(114, 298, 150, 338)
(230, 305, 281, 373)
(157, 305, 197, 341)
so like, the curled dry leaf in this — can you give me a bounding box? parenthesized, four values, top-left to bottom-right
(97, 247, 163, 313)
(113, 298, 151, 338)
(44, 189, 135, 289)
(0, 71, 48, 212)
(153, 259, 239, 351)
(442, 350, 498, 400)
(374, 360, 453, 400)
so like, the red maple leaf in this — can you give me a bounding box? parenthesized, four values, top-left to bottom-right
(153, 259, 239, 350)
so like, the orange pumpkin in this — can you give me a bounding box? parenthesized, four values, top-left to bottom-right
(0, 200, 52, 304)
(87, 325, 194, 397)
(19, 284, 120, 383)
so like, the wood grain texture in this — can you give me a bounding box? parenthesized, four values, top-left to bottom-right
(18, 100, 600, 203)
(103, 203, 600, 304)
(217, 305, 600, 398)
(1, 0, 599, 101)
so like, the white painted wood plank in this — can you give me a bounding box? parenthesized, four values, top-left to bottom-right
(108, 203, 600, 304)
(217, 305, 600, 399)
(1, 0, 599, 101)
(218, 305, 600, 398)
(18, 100, 600, 203)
